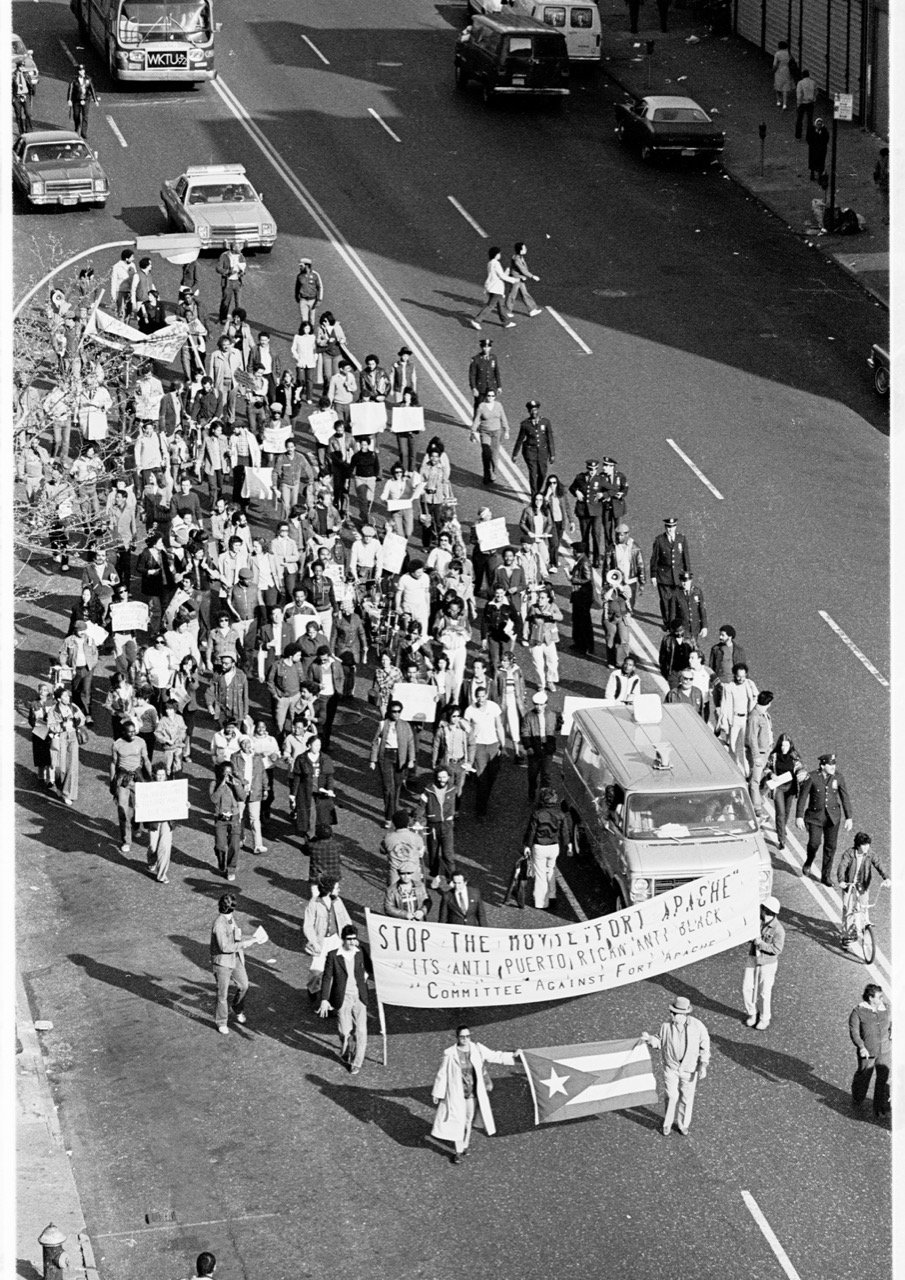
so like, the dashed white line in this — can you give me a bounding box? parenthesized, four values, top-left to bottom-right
(741, 1192, 802, 1280)
(447, 195, 488, 238)
(818, 610, 889, 688)
(57, 37, 78, 66)
(666, 437, 725, 500)
(300, 33, 329, 65)
(555, 866, 587, 921)
(106, 115, 128, 147)
(545, 305, 592, 354)
(368, 107, 402, 143)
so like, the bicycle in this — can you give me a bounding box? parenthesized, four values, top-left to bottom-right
(837, 882, 887, 965)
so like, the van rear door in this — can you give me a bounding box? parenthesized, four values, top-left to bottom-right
(567, 5, 598, 59)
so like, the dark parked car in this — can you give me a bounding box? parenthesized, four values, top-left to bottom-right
(867, 344, 889, 395)
(614, 94, 725, 162)
(455, 11, 570, 107)
(12, 130, 109, 208)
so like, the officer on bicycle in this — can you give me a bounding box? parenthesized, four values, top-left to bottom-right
(835, 831, 890, 945)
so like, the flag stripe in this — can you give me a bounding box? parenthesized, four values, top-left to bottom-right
(527, 1039, 642, 1060)
(558, 1084, 660, 1121)
(560, 1057, 653, 1087)
(565, 1071, 659, 1107)
(556, 1046, 650, 1073)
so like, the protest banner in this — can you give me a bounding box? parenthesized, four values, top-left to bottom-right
(350, 402, 387, 436)
(390, 681, 438, 724)
(366, 860, 760, 1011)
(242, 467, 276, 501)
(85, 622, 108, 647)
(390, 406, 425, 434)
(309, 409, 337, 446)
(380, 529, 407, 575)
(386, 497, 413, 512)
(475, 517, 510, 553)
(110, 600, 149, 633)
(134, 778, 189, 824)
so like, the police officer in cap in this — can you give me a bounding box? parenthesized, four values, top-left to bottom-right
(66, 64, 99, 139)
(512, 400, 556, 498)
(795, 753, 853, 884)
(597, 457, 628, 549)
(650, 517, 692, 626)
(568, 459, 606, 567)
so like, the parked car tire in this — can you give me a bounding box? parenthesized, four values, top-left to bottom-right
(874, 365, 890, 395)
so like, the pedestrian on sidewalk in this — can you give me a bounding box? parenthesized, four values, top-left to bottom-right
(317, 924, 371, 1075)
(795, 69, 817, 139)
(772, 41, 795, 110)
(506, 242, 543, 318)
(743, 895, 784, 1029)
(641, 996, 711, 1136)
(806, 117, 830, 181)
(431, 1026, 518, 1163)
(848, 984, 891, 1118)
(210, 893, 261, 1035)
(470, 246, 518, 330)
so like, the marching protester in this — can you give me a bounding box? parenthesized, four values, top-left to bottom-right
(431, 1027, 518, 1163)
(848, 984, 891, 1119)
(742, 896, 784, 1030)
(317, 924, 372, 1075)
(210, 893, 262, 1035)
(641, 997, 711, 1137)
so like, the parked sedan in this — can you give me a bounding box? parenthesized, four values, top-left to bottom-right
(614, 94, 725, 163)
(12, 33, 39, 87)
(12, 130, 109, 208)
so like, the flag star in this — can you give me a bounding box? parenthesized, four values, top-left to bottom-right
(541, 1068, 570, 1097)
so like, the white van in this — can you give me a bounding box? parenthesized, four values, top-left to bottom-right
(511, 0, 601, 61)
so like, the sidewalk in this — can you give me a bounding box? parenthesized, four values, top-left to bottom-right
(17, 970, 99, 1280)
(597, 1, 890, 308)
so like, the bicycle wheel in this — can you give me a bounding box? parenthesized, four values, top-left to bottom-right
(860, 925, 876, 966)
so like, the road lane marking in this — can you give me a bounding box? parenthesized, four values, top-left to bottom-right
(57, 37, 78, 66)
(97, 1212, 278, 1239)
(208, 72, 891, 983)
(368, 107, 402, 143)
(106, 115, 128, 147)
(818, 610, 889, 688)
(545, 305, 592, 354)
(555, 866, 587, 921)
(740, 1192, 802, 1280)
(666, 438, 724, 499)
(300, 33, 330, 65)
(447, 195, 488, 238)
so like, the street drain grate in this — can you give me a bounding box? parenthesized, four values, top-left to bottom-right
(145, 1209, 177, 1225)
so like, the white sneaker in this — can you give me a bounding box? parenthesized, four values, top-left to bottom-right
(755, 1019, 770, 1030)
(745, 1015, 757, 1027)
(469, 320, 482, 330)
(120, 843, 131, 853)
(235, 1012, 247, 1024)
(218, 1025, 229, 1035)
(528, 308, 542, 317)
(504, 321, 517, 328)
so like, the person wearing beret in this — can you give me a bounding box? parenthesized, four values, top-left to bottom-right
(795, 752, 853, 885)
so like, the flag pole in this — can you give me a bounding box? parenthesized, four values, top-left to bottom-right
(377, 997, 387, 1067)
(517, 1050, 540, 1126)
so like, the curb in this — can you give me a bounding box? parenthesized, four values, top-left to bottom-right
(16, 969, 99, 1279)
(598, 63, 888, 312)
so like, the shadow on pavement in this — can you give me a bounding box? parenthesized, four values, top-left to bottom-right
(307, 1072, 436, 1149)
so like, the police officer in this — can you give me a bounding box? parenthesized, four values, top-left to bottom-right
(66, 64, 99, 139)
(597, 457, 628, 549)
(13, 63, 34, 134)
(670, 570, 708, 642)
(795, 752, 853, 885)
(468, 337, 501, 409)
(512, 399, 555, 497)
(568, 460, 606, 567)
(650, 517, 692, 626)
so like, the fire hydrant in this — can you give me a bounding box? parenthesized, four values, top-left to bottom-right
(38, 1224, 69, 1280)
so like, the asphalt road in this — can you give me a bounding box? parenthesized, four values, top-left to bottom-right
(14, 0, 891, 1277)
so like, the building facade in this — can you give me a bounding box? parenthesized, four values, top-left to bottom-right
(732, 0, 888, 137)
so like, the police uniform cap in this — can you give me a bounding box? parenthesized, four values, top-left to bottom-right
(526, 399, 540, 409)
(818, 752, 836, 765)
(664, 517, 678, 527)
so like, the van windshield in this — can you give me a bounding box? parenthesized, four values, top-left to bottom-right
(626, 787, 756, 838)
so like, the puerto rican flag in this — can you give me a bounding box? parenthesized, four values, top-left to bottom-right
(519, 1039, 658, 1126)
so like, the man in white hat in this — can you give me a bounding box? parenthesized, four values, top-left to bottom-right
(743, 896, 784, 1030)
(641, 996, 711, 1136)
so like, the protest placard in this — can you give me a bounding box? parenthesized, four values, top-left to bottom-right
(475, 517, 510, 553)
(386, 497, 413, 512)
(85, 622, 108, 647)
(110, 600, 149, 633)
(262, 423, 293, 455)
(242, 467, 275, 501)
(390, 682, 438, 724)
(134, 778, 189, 824)
(309, 409, 338, 446)
(366, 861, 760, 1010)
(390, 406, 425, 434)
(350, 402, 387, 436)
(381, 529, 407, 575)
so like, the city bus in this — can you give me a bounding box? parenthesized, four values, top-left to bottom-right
(70, 0, 216, 82)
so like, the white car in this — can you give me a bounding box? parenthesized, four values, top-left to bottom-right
(160, 163, 276, 252)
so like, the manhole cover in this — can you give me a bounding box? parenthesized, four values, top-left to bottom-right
(593, 288, 630, 298)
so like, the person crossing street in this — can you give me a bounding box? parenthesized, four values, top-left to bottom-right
(66, 65, 99, 138)
(795, 752, 853, 884)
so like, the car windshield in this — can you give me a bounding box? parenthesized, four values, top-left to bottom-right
(118, 0, 211, 43)
(25, 142, 92, 164)
(188, 182, 256, 204)
(12, 36, 27, 55)
(651, 106, 711, 122)
(626, 787, 756, 838)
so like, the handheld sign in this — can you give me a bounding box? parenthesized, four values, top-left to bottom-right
(391, 405, 425, 435)
(390, 681, 438, 724)
(350, 402, 387, 436)
(111, 600, 149, 633)
(309, 409, 337, 446)
(134, 777, 189, 823)
(381, 529, 407, 575)
(476, 517, 509, 553)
